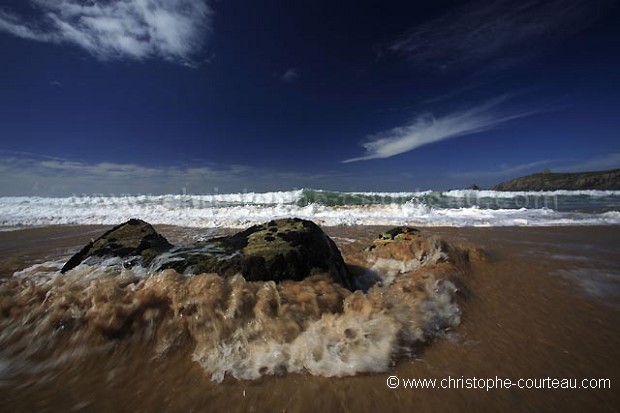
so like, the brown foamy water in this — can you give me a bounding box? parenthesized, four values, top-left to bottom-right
(1, 225, 619, 412)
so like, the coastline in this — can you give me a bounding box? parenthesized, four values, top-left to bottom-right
(1, 224, 619, 412)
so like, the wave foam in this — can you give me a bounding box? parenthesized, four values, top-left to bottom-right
(1, 189, 619, 228)
(2, 245, 462, 383)
(441, 189, 620, 198)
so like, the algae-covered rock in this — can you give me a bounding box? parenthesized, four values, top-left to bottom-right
(61, 219, 173, 273)
(154, 218, 353, 289)
(62, 218, 354, 289)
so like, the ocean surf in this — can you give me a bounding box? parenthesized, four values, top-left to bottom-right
(1, 188, 619, 228)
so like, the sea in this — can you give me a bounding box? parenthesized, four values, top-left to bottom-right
(1, 189, 619, 411)
(1, 188, 620, 229)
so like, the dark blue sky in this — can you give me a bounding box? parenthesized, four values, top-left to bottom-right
(1, 0, 619, 195)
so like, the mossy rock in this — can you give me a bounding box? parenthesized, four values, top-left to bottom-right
(154, 218, 353, 289)
(62, 218, 353, 289)
(61, 219, 173, 273)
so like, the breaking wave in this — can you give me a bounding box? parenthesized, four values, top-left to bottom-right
(0, 233, 466, 383)
(1, 188, 619, 228)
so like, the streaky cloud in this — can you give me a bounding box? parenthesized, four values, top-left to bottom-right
(389, 0, 613, 72)
(0, 0, 212, 65)
(343, 96, 534, 163)
(0, 155, 340, 196)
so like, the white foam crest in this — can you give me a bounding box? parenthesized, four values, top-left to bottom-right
(12, 260, 66, 283)
(12, 256, 149, 285)
(288, 312, 400, 376)
(194, 278, 460, 382)
(342, 190, 433, 197)
(190, 189, 304, 204)
(441, 189, 620, 198)
(1, 196, 619, 228)
(196, 312, 400, 382)
(1, 190, 303, 207)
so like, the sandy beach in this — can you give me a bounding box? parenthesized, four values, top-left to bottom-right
(1, 225, 619, 412)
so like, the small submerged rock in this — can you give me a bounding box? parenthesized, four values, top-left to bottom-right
(375, 226, 421, 244)
(341, 226, 466, 291)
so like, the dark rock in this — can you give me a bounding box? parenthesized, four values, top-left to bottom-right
(64, 218, 355, 289)
(466, 184, 480, 190)
(153, 218, 353, 289)
(493, 169, 620, 191)
(61, 219, 173, 273)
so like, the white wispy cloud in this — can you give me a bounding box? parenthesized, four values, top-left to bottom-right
(0, 0, 212, 65)
(0, 155, 343, 196)
(281, 68, 299, 82)
(0, 153, 447, 195)
(389, 0, 613, 71)
(343, 96, 534, 163)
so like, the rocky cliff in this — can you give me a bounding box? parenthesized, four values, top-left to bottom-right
(492, 169, 620, 191)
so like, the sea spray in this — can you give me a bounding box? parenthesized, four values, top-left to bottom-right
(0, 229, 469, 383)
(1, 188, 619, 228)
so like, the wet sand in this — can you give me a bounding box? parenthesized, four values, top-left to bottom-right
(1, 225, 619, 412)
